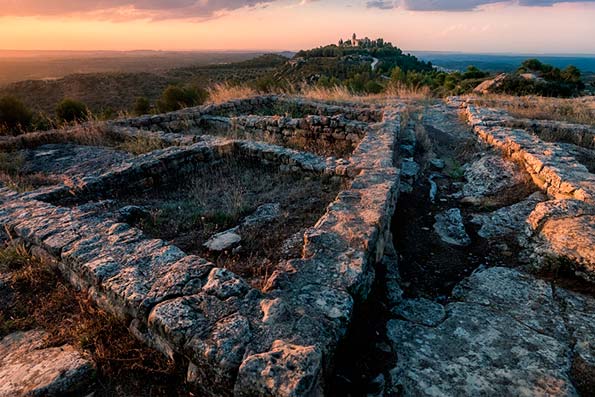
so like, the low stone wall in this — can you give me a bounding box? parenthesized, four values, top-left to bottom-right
(23, 139, 353, 209)
(456, 99, 595, 283)
(464, 105, 595, 203)
(0, 100, 400, 396)
(110, 95, 383, 133)
(200, 114, 367, 147)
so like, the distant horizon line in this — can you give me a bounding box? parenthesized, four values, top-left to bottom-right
(1, 48, 595, 57)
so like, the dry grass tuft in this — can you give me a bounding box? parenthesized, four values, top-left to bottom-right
(0, 151, 61, 192)
(300, 84, 432, 104)
(208, 83, 258, 104)
(470, 94, 595, 126)
(0, 242, 187, 395)
(116, 136, 167, 155)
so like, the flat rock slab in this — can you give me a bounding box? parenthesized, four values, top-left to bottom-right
(387, 267, 579, 397)
(0, 330, 94, 397)
(20, 143, 132, 179)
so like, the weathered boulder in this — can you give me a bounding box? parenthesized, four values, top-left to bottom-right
(473, 73, 508, 95)
(234, 340, 322, 397)
(204, 203, 281, 252)
(0, 330, 95, 397)
(433, 208, 471, 247)
(526, 199, 595, 282)
(462, 154, 528, 206)
(204, 228, 242, 252)
(471, 191, 546, 239)
(555, 288, 595, 394)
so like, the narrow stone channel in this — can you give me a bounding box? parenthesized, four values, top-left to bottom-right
(330, 100, 595, 396)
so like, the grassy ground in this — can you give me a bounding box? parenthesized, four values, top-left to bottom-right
(0, 242, 187, 396)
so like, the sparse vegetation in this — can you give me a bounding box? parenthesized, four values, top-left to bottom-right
(471, 94, 595, 126)
(0, 95, 32, 134)
(132, 96, 151, 116)
(207, 83, 258, 104)
(56, 98, 89, 123)
(156, 85, 209, 112)
(0, 151, 59, 191)
(0, 242, 187, 395)
(105, 158, 343, 288)
(116, 136, 167, 155)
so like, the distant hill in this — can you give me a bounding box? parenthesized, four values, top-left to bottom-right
(271, 39, 432, 85)
(0, 54, 288, 115)
(412, 51, 595, 73)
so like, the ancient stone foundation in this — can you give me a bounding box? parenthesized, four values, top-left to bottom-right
(0, 96, 400, 396)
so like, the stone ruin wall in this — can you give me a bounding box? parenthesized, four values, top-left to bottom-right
(0, 96, 401, 396)
(450, 96, 595, 283)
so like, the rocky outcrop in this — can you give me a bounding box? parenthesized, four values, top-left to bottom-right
(458, 100, 595, 282)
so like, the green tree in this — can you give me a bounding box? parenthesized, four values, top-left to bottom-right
(561, 65, 581, 83)
(133, 96, 151, 115)
(0, 96, 32, 134)
(56, 99, 88, 123)
(157, 85, 208, 113)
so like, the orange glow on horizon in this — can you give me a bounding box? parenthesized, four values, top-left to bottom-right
(1, 2, 594, 53)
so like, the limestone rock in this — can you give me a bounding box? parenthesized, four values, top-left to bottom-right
(0, 330, 94, 397)
(391, 298, 446, 327)
(429, 158, 445, 171)
(471, 191, 546, 239)
(537, 215, 595, 282)
(433, 208, 471, 247)
(462, 154, 527, 206)
(204, 228, 242, 252)
(555, 288, 595, 394)
(203, 268, 250, 300)
(473, 73, 508, 95)
(242, 203, 281, 227)
(401, 159, 420, 179)
(234, 340, 322, 397)
(387, 267, 577, 397)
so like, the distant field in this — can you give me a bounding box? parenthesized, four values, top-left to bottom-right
(0, 50, 270, 85)
(0, 52, 290, 115)
(412, 51, 595, 73)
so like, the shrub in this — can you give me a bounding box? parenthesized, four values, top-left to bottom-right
(157, 85, 208, 113)
(133, 97, 151, 115)
(56, 98, 89, 123)
(0, 96, 32, 134)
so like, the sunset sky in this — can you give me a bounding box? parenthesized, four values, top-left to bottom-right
(1, 0, 595, 53)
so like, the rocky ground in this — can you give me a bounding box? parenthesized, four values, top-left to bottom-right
(332, 100, 595, 397)
(1, 95, 594, 396)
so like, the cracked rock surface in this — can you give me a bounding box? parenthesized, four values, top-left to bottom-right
(0, 330, 95, 397)
(387, 267, 595, 397)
